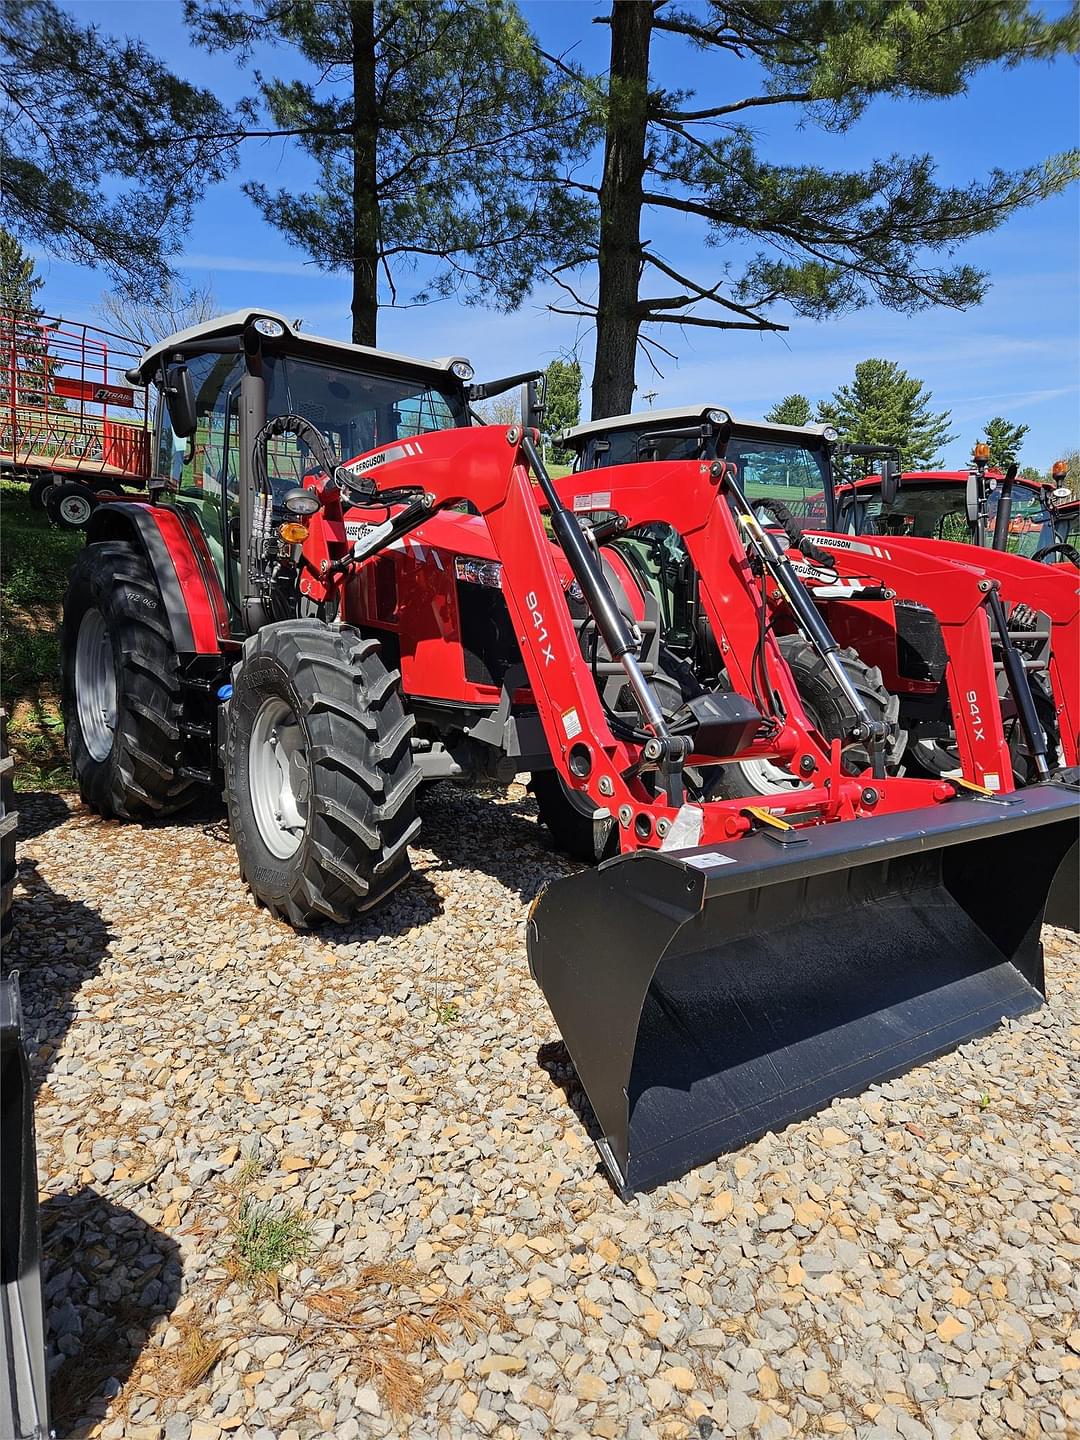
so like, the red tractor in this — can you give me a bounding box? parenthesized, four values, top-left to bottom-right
(60, 313, 1077, 1196)
(832, 447, 1079, 565)
(559, 407, 1080, 795)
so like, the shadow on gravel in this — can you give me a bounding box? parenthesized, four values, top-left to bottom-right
(2, 859, 114, 1095)
(13, 789, 71, 842)
(417, 784, 579, 905)
(41, 1186, 183, 1439)
(537, 1040, 610, 1181)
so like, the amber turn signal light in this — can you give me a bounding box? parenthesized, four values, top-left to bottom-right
(279, 521, 309, 544)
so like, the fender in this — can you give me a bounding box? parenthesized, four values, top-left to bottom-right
(84, 502, 225, 655)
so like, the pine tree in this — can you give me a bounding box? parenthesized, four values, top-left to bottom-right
(818, 359, 955, 470)
(1, 0, 240, 295)
(549, 1, 1080, 417)
(764, 394, 813, 428)
(981, 416, 1030, 469)
(544, 357, 583, 461)
(186, 0, 592, 345)
(0, 227, 56, 409)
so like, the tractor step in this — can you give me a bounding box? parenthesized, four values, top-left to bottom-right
(178, 765, 214, 785)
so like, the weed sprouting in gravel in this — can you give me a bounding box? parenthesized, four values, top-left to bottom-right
(434, 999, 460, 1026)
(228, 1199, 311, 1288)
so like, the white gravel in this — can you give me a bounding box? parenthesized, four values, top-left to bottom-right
(7, 784, 1080, 1440)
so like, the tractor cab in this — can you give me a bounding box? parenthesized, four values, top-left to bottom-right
(563, 406, 836, 526)
(130, 309, 478, 628)
(834, 450, 1077, 563)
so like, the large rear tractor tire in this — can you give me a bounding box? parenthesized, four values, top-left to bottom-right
(61, 541, 196, 819)
(1, 710, 16, 935)
(714, 634, 902, 799)
(225, 620, 421, 927)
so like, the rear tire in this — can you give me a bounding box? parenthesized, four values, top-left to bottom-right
(1, 710, 16, 935)
(61, 541, 196, 819)
(714, 635, 902, 798)
(225, 620, 421, 927)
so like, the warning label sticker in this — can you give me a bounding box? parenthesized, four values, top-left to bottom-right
(561, 707, 582, 740)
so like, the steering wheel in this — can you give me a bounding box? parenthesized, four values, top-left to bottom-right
(1030, 542, 1080, 566)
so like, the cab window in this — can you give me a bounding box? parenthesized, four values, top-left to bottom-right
(722, 436, 829, 524)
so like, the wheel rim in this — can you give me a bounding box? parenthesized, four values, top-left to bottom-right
(75, 608, 117, 763)
(248, 696, 309, 860)
(735, 754, 809, 795)
(58, 492, 93, 526)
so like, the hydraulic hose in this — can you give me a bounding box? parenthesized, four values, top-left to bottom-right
(720, 463, 889, 778)
(752, 498, 835, 568)
(985, 587, 1051, 780)
(519, 431, 670, 738)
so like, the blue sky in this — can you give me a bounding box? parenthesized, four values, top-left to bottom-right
(36, 1, 1080, 469)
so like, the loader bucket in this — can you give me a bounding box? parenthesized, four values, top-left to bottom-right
(528, 784, 1079, 1198)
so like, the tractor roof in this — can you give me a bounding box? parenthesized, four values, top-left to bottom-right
(559, 405, 836, 448)
(130, 309, 471, 387)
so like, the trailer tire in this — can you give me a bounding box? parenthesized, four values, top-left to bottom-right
(62, 541, 197, 819)
(46, 481, 98, 531)
(28, 474, 54, 511)
(1, 710, 16, 936)
(225, 620, 421, 928)
(716, 636, 901, 798)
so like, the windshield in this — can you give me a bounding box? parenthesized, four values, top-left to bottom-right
(574, 425, 715, 470)
(721, 436, 830, 524)
(841, 481, 1059, 553)
(260, 355, 467, 496)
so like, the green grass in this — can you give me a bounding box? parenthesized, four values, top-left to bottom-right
(229, 1199, 311, 1288)
(1, 478, 82, 787)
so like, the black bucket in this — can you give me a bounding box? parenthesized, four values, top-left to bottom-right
(527, 784, 1079, 1198)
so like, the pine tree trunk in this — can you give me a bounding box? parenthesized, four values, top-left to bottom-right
(350, 0, 379, 347)
(591, 0, 652, 420)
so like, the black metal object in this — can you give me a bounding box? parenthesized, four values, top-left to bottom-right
(991, 464, 1018, 551)
(986, 587, 1051, 780)
(527, 783, 1079, 1198)
(0, 975, 50, 1439)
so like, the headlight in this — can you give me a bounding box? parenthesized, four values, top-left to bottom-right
(822, 425, 838, 442)
(706, 408, 728, 425)
(282, 486, 321, 516)
(454, 556, 502, 588)
(252, 317, 285, 338)
(451, 360, 475, 381)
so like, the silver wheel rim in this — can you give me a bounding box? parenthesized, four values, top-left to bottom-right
(75, 609, 117, 763)
(735, 755, 809, 796)
(248, 696, 309, 860)
(59, 492, 93, 526)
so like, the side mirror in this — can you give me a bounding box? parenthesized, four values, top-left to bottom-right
(522, 375, 546, 431)
(163, 363, 197, 439)
(880, 459, 899, 507)
(966, 469, 981, 526)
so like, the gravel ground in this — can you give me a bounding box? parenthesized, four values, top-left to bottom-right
(6, 783, 1079, 1440)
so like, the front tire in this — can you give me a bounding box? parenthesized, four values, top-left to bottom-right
(715, 635, 902, 798)
(225, 620, 421, 927)
(61, 541, 196, 818)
